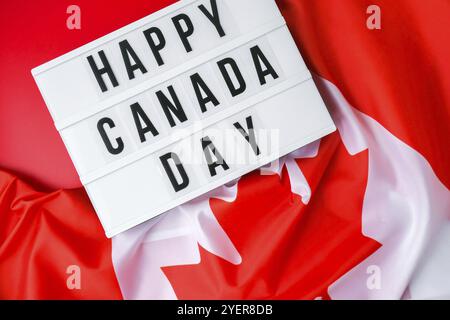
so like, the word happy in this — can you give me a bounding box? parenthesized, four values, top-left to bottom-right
(88, 0, 236, 93)
(88, 1, 280, 192)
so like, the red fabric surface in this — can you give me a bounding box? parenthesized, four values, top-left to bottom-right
(278, 0, 450, 188)
(0, 170, 122, 299)
(0, 0, 449, 299)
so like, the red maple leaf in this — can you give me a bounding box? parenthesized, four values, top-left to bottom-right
(163, 133, 381, 299)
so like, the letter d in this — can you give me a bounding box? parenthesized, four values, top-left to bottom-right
(160, 152, 190, 192)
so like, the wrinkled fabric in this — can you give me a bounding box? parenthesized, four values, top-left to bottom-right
(0, 171, 122, 299)
(278, 0, 450, 188)
(1, 0, 449, 299)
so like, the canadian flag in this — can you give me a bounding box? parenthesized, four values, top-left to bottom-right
(0, 0, 449, 299)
